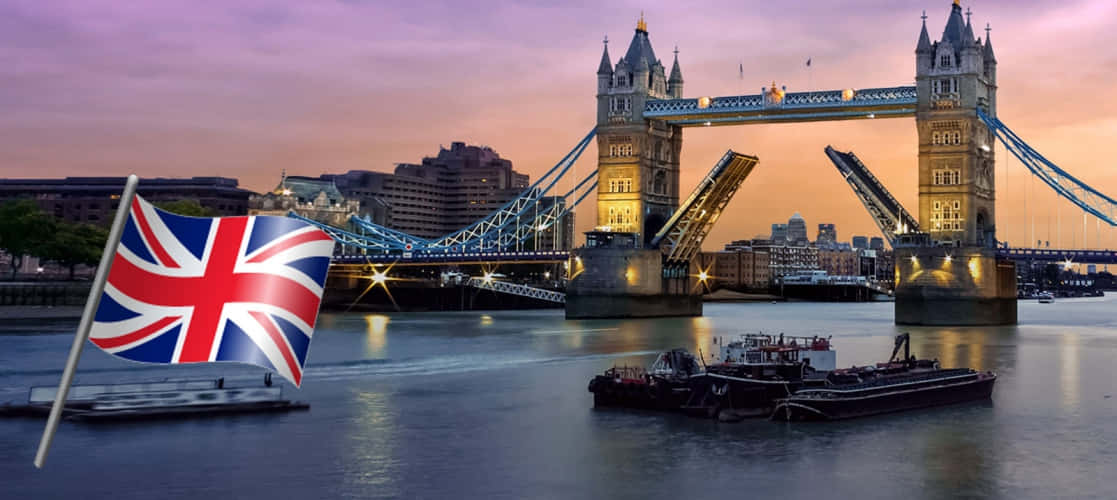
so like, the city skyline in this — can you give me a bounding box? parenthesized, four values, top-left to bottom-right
(3, 0, 1116, 250)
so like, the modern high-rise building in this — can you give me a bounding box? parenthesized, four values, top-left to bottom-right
(817, 223, 837, 244)
(787, 212, 808, 245)
(321, 142, 573, 249)
(852, 236, 869, 250)
(770, 223, 788, 243)
(869, 236, 885, 250)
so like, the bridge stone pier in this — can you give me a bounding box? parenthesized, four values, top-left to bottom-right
(565, 232, 701, 319)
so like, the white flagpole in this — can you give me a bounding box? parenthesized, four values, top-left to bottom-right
(34, 174, 139, 468)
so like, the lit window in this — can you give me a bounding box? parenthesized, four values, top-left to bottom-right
(933, 199, 963, 231)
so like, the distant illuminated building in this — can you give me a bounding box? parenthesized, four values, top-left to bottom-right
(248, 172, 359, 228)
(817, 223, 837, 245)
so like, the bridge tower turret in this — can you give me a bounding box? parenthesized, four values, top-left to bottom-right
(915, 0, 998, 247)
(595, 14, 682, 245)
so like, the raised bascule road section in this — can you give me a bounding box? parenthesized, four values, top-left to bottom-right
(295, 2, 1116, 324)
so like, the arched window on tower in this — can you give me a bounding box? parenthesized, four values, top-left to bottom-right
(653, 171, 666, 194)
(932, 132, 941, 145)
(952, 131, 961, 145)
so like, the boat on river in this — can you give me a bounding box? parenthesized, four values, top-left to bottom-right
(682, 333, 835, 421)
(0, 376, 308, 422)
(587, 349, 703, 411)
(772, 334, 996, 421)
(1038, 292, 1055, 304)
(588, 333, 837, 420)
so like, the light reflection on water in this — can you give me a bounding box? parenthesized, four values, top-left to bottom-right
(1060, 331, 1080, 411)
(2, 297, 1117, 499)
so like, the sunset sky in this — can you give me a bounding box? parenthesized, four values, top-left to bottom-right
(3, 0, 1116, 250)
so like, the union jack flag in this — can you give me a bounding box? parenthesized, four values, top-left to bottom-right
(89, 195, 335, 386)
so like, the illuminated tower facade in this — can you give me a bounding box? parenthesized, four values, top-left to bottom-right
(915, 0, 998, 247)
(595, 14, 683, 245)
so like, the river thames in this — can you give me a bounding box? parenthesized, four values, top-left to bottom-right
(2, 297, 1115, 499)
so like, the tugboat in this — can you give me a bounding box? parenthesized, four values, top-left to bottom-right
(772, 333, 996, 421)
(1037, 292, 1055, 304)
(587, 349, 703, 411)
(683, 333, 836, 421)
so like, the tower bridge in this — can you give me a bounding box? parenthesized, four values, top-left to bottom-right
(296, 1, 1117, 324)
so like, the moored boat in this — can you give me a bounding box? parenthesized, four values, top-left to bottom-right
(0, 376, 308, 421)
(772, 334, 996, 421)
(683, 333, 835, 421)
(587, 349, 703, 411)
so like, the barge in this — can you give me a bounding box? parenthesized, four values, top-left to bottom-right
(588, 333, 837, 420)
(772, 334, 996, 421)
(684, 334, 835, 420)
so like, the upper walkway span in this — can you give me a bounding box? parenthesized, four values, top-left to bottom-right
(643, 86, 916, 126)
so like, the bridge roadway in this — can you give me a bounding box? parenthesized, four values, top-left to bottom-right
(997, 248, 1117, 265)
(331, 250, 568, 267)
(330, 247, 1117, 267)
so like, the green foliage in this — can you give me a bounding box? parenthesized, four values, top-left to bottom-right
(0, 200, 55, 279)
(39, 221, 108, 279)
(155, 199, 216, 217)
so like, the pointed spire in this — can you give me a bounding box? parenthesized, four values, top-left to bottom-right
(916, 10, 932, 53)
(983, 23, 997, 62)
(962, 7, 976, 47)
(942, 0, 966, 45)
(636, 53, 649, 72)
(669, 45, 683, 83)
(598, 35, 613, 75)
(636, 11, 647, 33)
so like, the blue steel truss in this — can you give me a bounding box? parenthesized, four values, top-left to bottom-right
(998, 248, 1117, 265)
(979, 110, 1117, 226)
(643, 86, 917, 125)
(293, 128, 598, 253)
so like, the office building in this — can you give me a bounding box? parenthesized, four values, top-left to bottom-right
(0, 176, 252, 226)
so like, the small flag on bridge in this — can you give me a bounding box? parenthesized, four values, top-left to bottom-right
(34, 177, 335, 467)
(738, 62, 744, 80)
(806, 57, 811, 67)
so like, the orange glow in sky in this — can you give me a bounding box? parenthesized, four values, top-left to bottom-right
(2, 0, 1116, 249)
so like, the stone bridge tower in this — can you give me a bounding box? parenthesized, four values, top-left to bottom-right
(595, 14, 683, 245)
(896, 0, 1014, 326)
(915, 0, 998, 247)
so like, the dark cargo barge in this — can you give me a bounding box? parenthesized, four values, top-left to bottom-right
(773, 334, 996, 421)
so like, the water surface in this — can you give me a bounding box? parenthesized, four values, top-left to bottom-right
(2, 298, 1115, 499)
